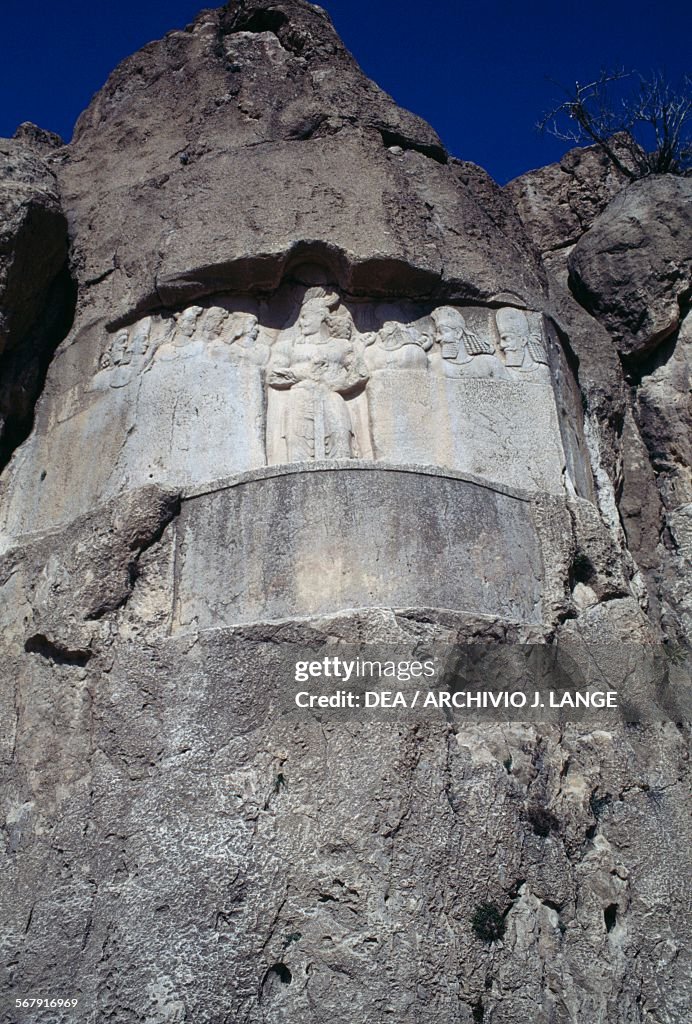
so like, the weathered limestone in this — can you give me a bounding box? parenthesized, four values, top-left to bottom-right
(0, 275, 588, 547)
(508, 142, 692, 645)
(505, 138, 630, 275)
(0, 129, 74, 469)
(58, 0, 545, 329)
(568, 175, 692, 360)
(0, 2, 689, 1022)
(628, 310, 692, 639)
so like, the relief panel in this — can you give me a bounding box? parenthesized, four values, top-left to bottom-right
(0, 271, 590, 546)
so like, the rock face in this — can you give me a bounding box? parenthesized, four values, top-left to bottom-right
(568, 175, 692, 360)
(0, 128, 74, 469)
(505, 138, 630, 275)
(510, 151, 692, 649)
(62, 0, 545, 328)
(0, 3, 689, 1023)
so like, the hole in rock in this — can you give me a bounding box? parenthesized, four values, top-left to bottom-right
(379, 128, 448, 164)
(260, 962, 292, 1001)
(604, 904, 618, 932)
(233, 10, 289, 35)
(571, 551, 597, 585)
(24, 634, 92, 668)
(527, 805, 559, 837)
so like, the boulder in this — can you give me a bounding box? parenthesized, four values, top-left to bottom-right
(568, 174, 692, 360)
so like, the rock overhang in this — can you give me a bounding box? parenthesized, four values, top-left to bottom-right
(55, 0, 546, 328)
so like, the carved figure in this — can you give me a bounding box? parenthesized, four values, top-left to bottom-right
(267, 289, 368, 461)
(495, 308, 551, 381)
(110, 329, 130, 365)
(364, 316, 433, 371)
(205, 309, 269, 365)
(431, 306, 507, 378)
(199, 305, 229, 344)
(155, 305, 205, 362)
(93, 321, 152, 389)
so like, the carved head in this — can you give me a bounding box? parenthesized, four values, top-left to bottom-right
(495, 308, 529, 365)
(325, 312, 352, 340)
(432, 306, 492, 357)
(110, 329, 130, 365)
(298, 287, 340, 338)
(432, 305, 466, 348)
(129, 319, 151, 359)
(229, 312, 260, 344)
(177, 305, 204, 339)
(378, 322, 409, 351)
(203, 306, 228, 338)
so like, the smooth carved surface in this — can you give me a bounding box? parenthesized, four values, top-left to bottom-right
(172, 469, 552, 629)
(0, 277, 571, 546)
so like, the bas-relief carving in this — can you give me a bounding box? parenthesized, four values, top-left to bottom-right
(265, 288, 370, 463)
(90, 290, 550, 396)
(495, 307, 551, 382)
(362, 312, 433, 371)
(91, 305, 269, 390)
(0, 280, 579, 546)
(430, 306, 507, 379)
(91, 320, 154, 390)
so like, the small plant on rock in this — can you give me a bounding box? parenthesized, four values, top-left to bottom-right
(528, 804, 560, 837)
(471, 902, 506, 943)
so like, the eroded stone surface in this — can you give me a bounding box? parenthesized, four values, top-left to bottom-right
(507, 139, 692, 646)
(58, 0, 545, 327)
(0, 131, 74, 468)
(568, 175, 692, 361)
(0, 2, 689, 1022)
(0, 135, 66, 355)
(628, 311, 692, 640)
(173, 467, 567, 628)
(505, 139, 630, 274)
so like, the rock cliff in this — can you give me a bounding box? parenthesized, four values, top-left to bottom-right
(0, 127, 74, 471)
(0, 2, 689, 1022)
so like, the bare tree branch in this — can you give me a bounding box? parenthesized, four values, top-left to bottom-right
(538, 69, 692, 179)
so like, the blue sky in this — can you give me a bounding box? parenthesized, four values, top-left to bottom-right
(2, 0, 690, 183)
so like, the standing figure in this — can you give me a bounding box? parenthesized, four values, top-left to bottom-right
(266, 289, 368, 462)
